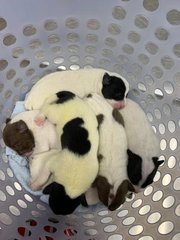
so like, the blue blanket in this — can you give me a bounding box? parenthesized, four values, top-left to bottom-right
(6, 101, 104, 212)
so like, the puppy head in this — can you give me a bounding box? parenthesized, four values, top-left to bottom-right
(101, 72, 129, 109)
(3, 120, 35, 156)
(127, 149, 164, 192)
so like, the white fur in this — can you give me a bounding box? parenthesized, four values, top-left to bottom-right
(84, 93, 128, 204)
(120, 98, 160, 190)
(30, 93, 99, 199)
(10, 110, 60, 155)
(24, 68, 129, 110)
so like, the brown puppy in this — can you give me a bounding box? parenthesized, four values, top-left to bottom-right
(3, 119, 35, 156)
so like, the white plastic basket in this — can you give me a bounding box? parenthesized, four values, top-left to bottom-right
(0, 0, 180, 239)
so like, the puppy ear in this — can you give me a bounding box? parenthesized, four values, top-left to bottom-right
(16, 120, 28, 134)
(102, 73, 111, 85)
(152, 157, 164, 167)
(6, 118, 11, 124)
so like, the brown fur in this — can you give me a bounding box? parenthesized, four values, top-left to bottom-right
(94, 175, 112, 207)
(3, 120, 35, 156)
(108, 179, 135, 211)
(112, 109, 124, 126)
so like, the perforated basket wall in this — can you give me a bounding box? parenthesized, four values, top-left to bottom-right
(0, 0, 179, 239)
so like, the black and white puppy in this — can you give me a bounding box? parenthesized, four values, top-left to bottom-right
(30, 91, 99, 209)
(24, 68, 129, 110)
(84, 93, 135, 211)
(119, 98, 164, 192)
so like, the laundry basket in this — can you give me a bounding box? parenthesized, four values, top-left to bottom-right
(0, 0, 179, 239)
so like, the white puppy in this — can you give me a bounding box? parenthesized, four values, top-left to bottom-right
(119, 99, 163, 192)
(24, 68, 129, 110)
(84, 93, 134, 210)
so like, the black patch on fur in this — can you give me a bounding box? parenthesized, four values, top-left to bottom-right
(86, 93, 92, 98)
(94, 176, 112, 207)
(43, 182, 83, 215)
(56, 91, 75, 104)
(98, 154, 103, 163)
(61, 117, 91, 155)
(141, 157, 164, 188)
(101, 73, 126, 101)
(6, 118, 11, 124)
(112, 109, 124, 126)
(96, 114, 104, 130)
(127, 149, 142, 186)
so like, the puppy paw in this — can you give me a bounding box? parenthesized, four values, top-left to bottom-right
(30, 182, 40, 192)
(34, 114, 45, 127)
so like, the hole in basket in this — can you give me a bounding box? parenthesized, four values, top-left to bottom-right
(108, 23, 121, 35)
(172, 233, 180, 240)
(169, 138, 178, 150)
(152, 190, 163, 202)
(166, 10, 180, 25)
(9, 205, 20, 216)
(154, 89, 163, 99)
(12, 47, 24, 58)
(48, 218, 59, 224)
(163, 196, 175, 208)
(0, 213, 12, 225)
(66, 18, 79, 29)
(143, 0, 159, 12)
(85, 229, 97, 236)
(3, 34, 16, 46)
(108, 234, 123, 240)
(146, 42, 158, 55)
(23, 25, 36, 36)
(39, 61, 50, 68)
(0, 59, 8, 71)
(134, 15, 149, 29)
(44, 20, 58, 31)
(168, 156, 176, 168)
(20, 59, 30, 68)
(26, 219, 37, 226)
(44, 226, 57, 233)
(129, 225, 143, 236)
(158, 221, 174, 235)
(147, 212, 161, 224)
(155, 27, 169, 41)
(172, 98, 180, 111)
(139, 205, 151, 215)
(139, 236, 153, 240)
(6, 69, 16, 80)
(39, 237, 54, 240)
(87, 19, 100, 30)
(175, 204, 180, 216)
(161, 56, 174, 70)
(64, 228, 78, 237)
(18, 227, 31, 237)
(112, 6, 126, 20)
(173, 43, 180, 58)
(0, 17, 7, 30)
(173, 177, 180, 190)
(0, 190, 6, 201)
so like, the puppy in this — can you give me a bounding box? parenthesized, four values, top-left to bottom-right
(2, 110, 60, 157)
(119, 99, 164, 192)
(30, 91, 99, 200)
(84, 93, 134, 211)
(24, 68, 129, 110)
